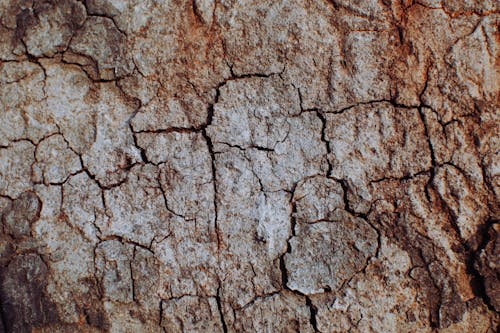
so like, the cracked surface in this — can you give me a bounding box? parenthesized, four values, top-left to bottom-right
(0, 0, 499, 332)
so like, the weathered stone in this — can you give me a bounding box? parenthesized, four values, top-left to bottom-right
(70, 16, 131, 80)
(0, 254, 59, 332)
(230, 291, 314, 332)
(285, 211, 378, 295)
(61, 172, 104, 241)
(161, 296, 224, 333)
(34, 134, 81, 184)
(475, 223, 500, 312)
(102, 164, 171, 246)
(2, 191, 41, 239)
(0, 61, 49, 145)
(0, 140, 36, 198)
(0, 0, 498, 331)
(325, 102, 432, 213)
(19, 0, 86, 57)
(293, 175, 345, 223)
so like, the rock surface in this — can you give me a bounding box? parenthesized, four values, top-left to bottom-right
(0, 0, 499, 332)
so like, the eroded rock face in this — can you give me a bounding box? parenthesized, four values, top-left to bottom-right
(0, 0, 498, 332)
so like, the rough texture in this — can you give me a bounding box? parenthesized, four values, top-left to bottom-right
(0, 0, 499, 332)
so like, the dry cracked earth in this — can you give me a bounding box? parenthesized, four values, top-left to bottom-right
(0, 0, 499, 332)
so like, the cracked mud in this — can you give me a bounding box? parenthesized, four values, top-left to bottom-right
(0, 0, 499, 332)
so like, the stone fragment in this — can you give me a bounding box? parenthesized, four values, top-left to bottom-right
(70, 16, 132, 80)
(448, 15, 500, 103)
(2, 191, 41, 239)
(137, 131, 214, 222)
(42, 61, 97, 153)
(475, 223, 500, 312)
(161, 296, 224, 333)
(95, 240, 134, 303)
(433, 164, 490, 241)
(0, 61, 48, 146)
(214, 148, 289, 308)
(293, 175, 344, 223)
(153, 230, 219, 299)
(208, 76, 301, 150)
(208, 76, 327, 192)
(0, 24, 25, 60)
(62, 172, 104, 241)
(313, 237, 423, 332)
(34, 134, 81, 184)
(285, 211, 378, 295)
(231, 291, 314, 333)
(245, 111, 328, 191)
(325, 102, 432, 212)
(0, 140, 35, 198)
(137, 131, 219, 297)
(33, 191, 99, 326)
(85, 0, 125, 19)
(193, 0, 215, 25)
(0, 254, 59, 332)
(80, 83, 141, 187)
(18, 0, 86, 57)
(103, 164, 171, 246)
